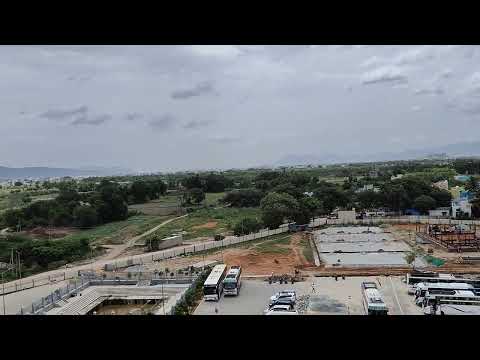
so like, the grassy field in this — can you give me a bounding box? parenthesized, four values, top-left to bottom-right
(317, 176, 347, 184)
(205, 192, 225, 206)
(300, 237, 314, 263)
(253, 234, 291, 254)
(58, 214, 173, 246)
(146, 207, 261, 242)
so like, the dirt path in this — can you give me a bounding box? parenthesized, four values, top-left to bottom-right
(100, 214, 188, 261)
(290, 234, 310, 267)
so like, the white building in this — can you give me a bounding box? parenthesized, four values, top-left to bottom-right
(451, 199, 472, 218)
(428, 207, 450, 218)
(391, 174, 404, 181)
(355, 184, 380, 193)
(432, 180, 449, 191)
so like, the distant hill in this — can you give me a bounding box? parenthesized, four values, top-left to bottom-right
(0, 166, 130, 180)
(275, 141, 480, 167)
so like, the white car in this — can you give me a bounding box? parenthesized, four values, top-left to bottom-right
(265, 305, 298, 315)
(270, 290, 296, 304)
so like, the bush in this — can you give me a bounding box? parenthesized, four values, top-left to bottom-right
(214, 234, 225, 241)
(233, 217, 262, 236)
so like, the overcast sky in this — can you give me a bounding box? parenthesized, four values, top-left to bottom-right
(2, 45, 480, 172)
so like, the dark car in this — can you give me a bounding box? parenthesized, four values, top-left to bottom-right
(268, 297, 295, 308)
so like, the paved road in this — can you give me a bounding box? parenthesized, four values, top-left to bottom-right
(0, 214, 188, 297)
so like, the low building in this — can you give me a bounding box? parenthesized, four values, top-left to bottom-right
(429, 207, 450, 218)
(355, 184, 380, 193)
(432, 180, 449, 191)
(338, 209, 356, 223)
(452, 199, 472, 218)
(391, 174, 404, 181)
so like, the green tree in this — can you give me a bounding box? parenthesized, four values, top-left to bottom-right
(73, 205, 98, 228)
(404, 246, 425, 270)
(260, 192, 299, 229)
(430, 188, 452, 208)
(466, 176, 479, 194)
(233, 218, 262, 236)
(356, 190, 381, 210)
(183, 188, 205, 205)
(130, 180, 150, 203)
(413, 195, 436, 215)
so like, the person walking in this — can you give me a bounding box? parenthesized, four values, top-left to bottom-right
(311, 282, 316, 294)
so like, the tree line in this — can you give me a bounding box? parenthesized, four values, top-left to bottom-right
(0, 179, 167, 230)
(220, 170, 460, 233)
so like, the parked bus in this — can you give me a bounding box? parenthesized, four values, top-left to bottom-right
(414, 282, 474, 305)
(421, 290, 480, 315)
(203, 264, 227, 301)
(223, 265, 242, 296)
(361, 282, 389, 315)
(406, 272, 480, 294)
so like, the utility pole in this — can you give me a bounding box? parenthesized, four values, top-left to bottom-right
(2, 270, 6, 315)
(162, 271, 165, 315)
(17, 251, 21, 280)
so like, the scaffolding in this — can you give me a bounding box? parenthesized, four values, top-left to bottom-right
(416, 224, 480, 253)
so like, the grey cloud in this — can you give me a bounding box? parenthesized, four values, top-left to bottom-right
(414, 87, 444, 96)
(393, 47, 435, 66)
(67, 74, 94, 82)
(71, 114, 111, 126)
(171, 82, 214, 100)
(183, 120, 213, 129)
(125, 113, 143, 121)
(411, 105, 422, 112)
(209, 136, 241, 144)
(362, 66, 408, 85)
(40, 106, 88, 120)
(148, 114, 176, 130)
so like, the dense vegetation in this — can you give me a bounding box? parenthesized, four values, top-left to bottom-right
(0, 179, 167, 230)
(0, 234, 91, 279)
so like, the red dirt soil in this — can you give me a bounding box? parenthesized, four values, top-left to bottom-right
(191, 221, 218, 230)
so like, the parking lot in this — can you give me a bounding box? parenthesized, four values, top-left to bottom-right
(194, 276, 422, 315)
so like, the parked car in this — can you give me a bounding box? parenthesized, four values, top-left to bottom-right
(265, 305, 298, 315)
(267, 298, 295, 310)
(269, 290, 296, 305)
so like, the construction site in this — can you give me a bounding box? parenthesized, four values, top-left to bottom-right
(416, 224, 480, 253)
(4, 219, 480, 316)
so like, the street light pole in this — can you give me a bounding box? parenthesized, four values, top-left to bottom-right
(2, 271, 6, 315)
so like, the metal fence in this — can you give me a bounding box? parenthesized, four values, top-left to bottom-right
(19, 273, 197, 315)
(19, 276, 91, 315)
(4, 215, 480, 297)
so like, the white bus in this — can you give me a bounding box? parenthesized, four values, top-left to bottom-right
(421, 290, 480, 315)
(223, 265, 242, 296)
(203, 264, 227, 301)
(414, 282, 474, 305)
(406, 273, 480, 294)
(361, 282, 389, 315)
